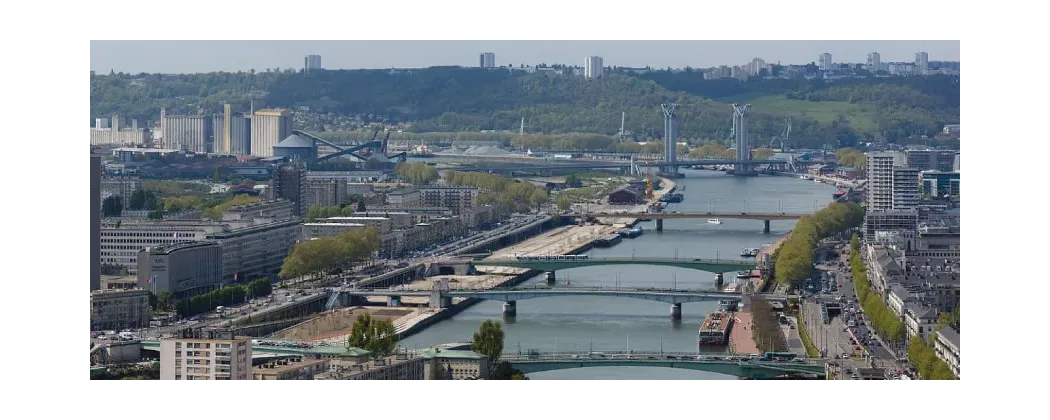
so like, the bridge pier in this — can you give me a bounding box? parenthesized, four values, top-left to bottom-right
(502, 301, 517, 317)
(545, 271, 556, 285)
(670, 303, 682, 320)
(763, 220, 770, 234)
(388, 296, 400, 307)
(714, 273, 724, 289)
(656, 219, 663, 232)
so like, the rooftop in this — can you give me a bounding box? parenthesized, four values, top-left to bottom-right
(420, 348, 488, 360)
(936, 327, 960, 351)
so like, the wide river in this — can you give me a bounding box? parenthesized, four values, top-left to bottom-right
(400, 169, 835, 379)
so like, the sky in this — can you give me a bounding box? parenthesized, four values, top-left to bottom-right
(90, 40, 959, 74)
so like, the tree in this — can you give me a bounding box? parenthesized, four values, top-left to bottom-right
(564, 174, 583, 188)
(556, 195, 573, 211)
(356, 199, 366, 212)
(346, 313, 397, 358)
(102, 195, 123, 217)
(471, 319, 504, 378)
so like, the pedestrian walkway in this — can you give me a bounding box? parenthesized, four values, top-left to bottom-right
(728, 311, 760, 355)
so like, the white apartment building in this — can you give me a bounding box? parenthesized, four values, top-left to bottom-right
(318, 216, 391, 234)
(866, 52, 881, 72)
(422, 349, 489, 380)
(819, 53, 833, 71)
(160, 329, 252, 380)
(305, 54, 322, 71)
(479, 52, 495, 68)
(584, 56, 604, 79)
(303, 222, 366, 239)
(915, 52, 929, 75)
(250, 109, 293, 157)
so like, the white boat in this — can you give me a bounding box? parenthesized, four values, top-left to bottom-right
(707, 218, 723, 225)
(814, 179, 822, 183)
(799, 175, 810, 180)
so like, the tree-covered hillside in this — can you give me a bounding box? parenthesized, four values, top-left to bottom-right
(90, 67, 959, 149)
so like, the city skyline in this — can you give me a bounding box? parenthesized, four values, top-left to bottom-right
(90, 40, 959, 74)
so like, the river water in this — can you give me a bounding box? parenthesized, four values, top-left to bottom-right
(400, 169, 835, 379)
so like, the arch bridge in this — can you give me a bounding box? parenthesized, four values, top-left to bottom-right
(472, 257, 755, 274)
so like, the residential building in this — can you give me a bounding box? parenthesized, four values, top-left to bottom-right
(90, 288, 150, 331)
(421, 348, 489, 380)
(250, 109, 293, 157)
(864, 210, 919, 239)
(915, 52, 929, 75)
(386, 187, 421, 208)
(253, 356, 330, 380)
(904, 303, 939, 340)
(305, 177, 347, 208)
(419, 186, 478, 214)
(273, 163, 307, 217)
(160, 328, 252, 380)
(100, 177, 143, 209)
(891, 167, 920, 211)
(222, 199, 295, 223)
(137, 242, 223, 298)
(818, 53, 833, 71)
(315, 354, 426, 380)
(92, 153, 102, 290)
(304, 54, 323, 72)
(933, 327, 960, 378)
(319, 216, 392, 233)
(479, 52, 495, 68)
(303, 222, 366, 238)
(866, 52, 881, 72)
(584, 56, 604, 79)
(162, 111, 213, 153)
(866, 152, 905, 212)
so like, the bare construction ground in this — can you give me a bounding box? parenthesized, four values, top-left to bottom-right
(271, 307, 413, 342)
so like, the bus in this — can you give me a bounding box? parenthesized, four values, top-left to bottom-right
(760, 352, 798, 362)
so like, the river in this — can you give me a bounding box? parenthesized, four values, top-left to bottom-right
(399, 169, 835, 379)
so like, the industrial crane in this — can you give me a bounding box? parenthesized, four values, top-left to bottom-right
(768, 118, 791, 151)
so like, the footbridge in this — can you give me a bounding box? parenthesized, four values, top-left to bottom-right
(472, 257, 755, 274)
(502, 352, 827, 378)
(340, 286, 794, 319)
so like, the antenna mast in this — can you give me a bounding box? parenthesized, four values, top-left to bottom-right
(520, 117, 525, 136)
(619, 111, 627, 143)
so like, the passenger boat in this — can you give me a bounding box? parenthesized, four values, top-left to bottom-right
(707, 218, 723, 225)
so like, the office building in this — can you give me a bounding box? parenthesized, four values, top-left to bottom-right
(162, 111, 213, 153)
(250, 109, 293, 157)
(315, 354, 426, 380)
(305, 54, 323, 72)
(160, 328, 252, 380)
(101, 220, 221, 274)
(100, 177, 143, 210)
(418, 186, 478, 214)
(91, 153, 102, 290)
(915, 52, 929, 75)
(920, 171, 960, 198)
(819, 53, 833, 71)
(906, 149, 957, 172)
(273, 163, 306, 217)
(479, 52, 495, 68)
(891, 167, 920, 211)
(137, 242, 223, 298)
(90, 288, 151, 331)
(866, 52, 881, 72)
(305, 178, 348, 208)
(206, 219, 301, 282)
(934, 327, 960, 378)
(386, 187, 421, 208)
(584, 56, 603, 79)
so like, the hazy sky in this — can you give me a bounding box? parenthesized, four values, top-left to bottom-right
(91, 40, 959, 74)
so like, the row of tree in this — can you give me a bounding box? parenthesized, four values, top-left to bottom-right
(278, 228, 381, 279)
(849, 236, 906, 344)
(394, 162, 439, 185)
(773, 202, 865, 288)
(749, 298, 788, 353)
(907, 336, 958, 380)
(443, 171, 549, 213)
(174, 278, 273, 317)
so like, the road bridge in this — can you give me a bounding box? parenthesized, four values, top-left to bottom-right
(448, 159, 788, 173)
(472, 256, 754, 274)
(340, 286, 794, 319)
(560, 211, 811, 233)
(502, 352, 827, 378)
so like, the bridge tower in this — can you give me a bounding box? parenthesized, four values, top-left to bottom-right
(732, 104, 754, 176)
(660, 104, 681, 178)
